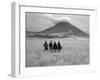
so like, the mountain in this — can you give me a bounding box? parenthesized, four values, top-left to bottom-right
(39, 21, 89, 37)
(26, 21, 89, 38)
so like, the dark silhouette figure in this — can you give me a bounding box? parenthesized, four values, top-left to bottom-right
(49, 41, 53, 51)
(43, 41, 48, 50)
(57, 41, 62, 51)
(53, 41, 58, 51)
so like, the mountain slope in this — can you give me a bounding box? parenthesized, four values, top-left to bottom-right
(39, 21, 89, 37)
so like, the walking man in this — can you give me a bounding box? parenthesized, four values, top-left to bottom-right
(43, 41, 48, 51)
(49, 41, 53, 51)
(53, 41, 58, 51)
(57, 41, 62, 51)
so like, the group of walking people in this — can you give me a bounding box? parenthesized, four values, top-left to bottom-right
(43, 41, 62, 51)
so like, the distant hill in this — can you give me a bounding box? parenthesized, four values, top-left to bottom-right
(26, 21, 89, 38)
(39, 21, 89, 36)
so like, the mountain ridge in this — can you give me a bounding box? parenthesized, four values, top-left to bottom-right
(39, 21, 89, 37)
(26, 21, 89, 38)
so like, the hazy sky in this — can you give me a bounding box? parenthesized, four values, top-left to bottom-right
(26, 12, 89, 33)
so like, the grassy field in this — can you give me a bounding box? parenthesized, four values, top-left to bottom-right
(25, 37, 89, 67)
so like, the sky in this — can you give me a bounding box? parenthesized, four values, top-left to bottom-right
(26, 12, 89, 33)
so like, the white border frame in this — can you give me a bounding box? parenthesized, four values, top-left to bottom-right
(11, 2, 97, 78)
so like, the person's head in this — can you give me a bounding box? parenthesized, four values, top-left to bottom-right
(58, 41, 60, 43)
(50, 40, 52, 43)
(45, 41, 47, 43)
(54, 41, 56, 44)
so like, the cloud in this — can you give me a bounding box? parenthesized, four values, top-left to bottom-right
(41, 14, 71, 24)
(58, 17, 71, 22)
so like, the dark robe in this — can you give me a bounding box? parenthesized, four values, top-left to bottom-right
(44, 41, 48, 50)
(57, 41, 62, 51)
(49, 41, 53, 50)
(53, 42, 58, 50)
